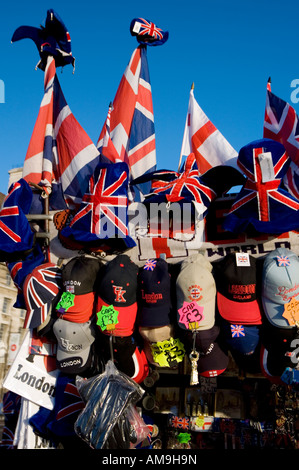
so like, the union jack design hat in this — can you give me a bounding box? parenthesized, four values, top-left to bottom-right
(23, 262, 62, 330)
(223, 139, 299, 235)
(130, 17, 169, 46)
(0, 179, 35, 262)
(60, 162, 136, 254)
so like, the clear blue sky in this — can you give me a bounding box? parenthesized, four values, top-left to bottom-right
(0, 0, 298, 195)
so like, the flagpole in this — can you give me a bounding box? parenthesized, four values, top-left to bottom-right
(178, 83, 194, 171)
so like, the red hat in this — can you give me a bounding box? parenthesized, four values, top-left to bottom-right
(96, 255, 139, 336)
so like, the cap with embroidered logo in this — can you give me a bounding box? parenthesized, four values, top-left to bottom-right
(55, 256, 103, 323)
(96, 254, 139, 336)
(53, 318, 96, 374)
(176, 253, 216, 331)
(261, 247, 299, 328)
(214, 252, 263, 325)
(138, 258, 172, 328)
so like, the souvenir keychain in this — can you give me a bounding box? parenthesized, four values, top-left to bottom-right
(189, 331, 199, 386)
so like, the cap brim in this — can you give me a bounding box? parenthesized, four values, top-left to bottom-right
(56, 292, 95, 323)
(197, 342, 228, 377)
(139, 306, 172, 328)
(139, 324, 173, 343)
(96, 298, 137, 336)
(261, 296, 293, 328)
(217, 292, 262, 325)
(260, 345, 284, 384)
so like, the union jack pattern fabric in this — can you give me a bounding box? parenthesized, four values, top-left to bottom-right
(263, 86, 299, 200)
(143, 259, 157, 271)
(179, 87, 238, 175)
(97, 46, 156, 200)
(7, 244, 45, 309)
(145, 153, 217, 208)
(22, 55, 100, 211)
(276, 255, 291, 267)
(23, 262, 62, 329)
(231, 324, 245, 338)
(171, 415, 190, 430)
(130, 18, 169, 46)
(0, 179, 34, 259)
(60, 162, 135, 249)
(224, 139, 299, 234)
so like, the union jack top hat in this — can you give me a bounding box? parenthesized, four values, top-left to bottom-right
(223, 138, 299, 234)
(130, 17, 169, 46)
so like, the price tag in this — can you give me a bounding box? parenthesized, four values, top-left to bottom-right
(56, 292, 75, 312)
(178, 301, 204, 330)
(96, 305, 119, 331)
(258, 151, 275, 182)
(151, 337, 185, 367)
(195, 415, 205, 428)
(282, 297, 299, 326)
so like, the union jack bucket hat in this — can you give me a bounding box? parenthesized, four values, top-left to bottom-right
(261, 247, 299, 328)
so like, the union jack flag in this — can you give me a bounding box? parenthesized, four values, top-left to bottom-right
(23, 262, 62, 329)
(276, 255, 291, 267)
(0, 179, 34, 258)
(97, 45, 156, 200)
(263, 83, 299, 199)
(22, 55, 100, 211)
(179, 85, 238, 174)
(171, 415, 190, 429)
(231, 324, 245, 337)
(143, 259, 157, 271)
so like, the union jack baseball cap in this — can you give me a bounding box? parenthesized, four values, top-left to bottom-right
(214, 252, 263, 325)
(55, 255, 103, 323)
(137, 258, 172, 328)
(176, 253, 216, 331)
(96, 254, 139, 336)
(261, 247, 299, 328)
(23, 262, 62, 330)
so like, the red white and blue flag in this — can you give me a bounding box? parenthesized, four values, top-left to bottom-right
(97, 45, 156, 199)
(179, 85, 238, 174)
(22, 55, 100, 210)
(263, 81, 299, 199)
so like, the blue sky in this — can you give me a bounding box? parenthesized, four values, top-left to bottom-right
(0, 0, 298, 195)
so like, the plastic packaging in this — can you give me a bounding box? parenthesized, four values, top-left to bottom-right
(74, 360, 148, 449)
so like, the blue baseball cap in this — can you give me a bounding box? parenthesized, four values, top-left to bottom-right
(261, 248, 299, 328)
(219, 319, 261, 356)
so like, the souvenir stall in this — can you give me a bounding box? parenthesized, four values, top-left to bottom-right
(1, 10, 299, 451)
